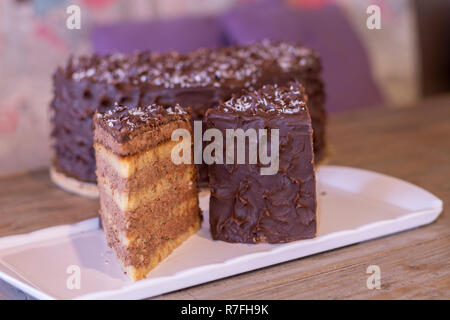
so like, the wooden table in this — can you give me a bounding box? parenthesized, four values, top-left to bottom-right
(1, 95, 449, 300)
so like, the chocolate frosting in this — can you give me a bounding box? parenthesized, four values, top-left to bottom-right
(205, 84, 317, 243)
(95, 103, 189, 143)
(51, 40, 326, 183)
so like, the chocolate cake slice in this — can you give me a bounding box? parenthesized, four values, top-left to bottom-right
(205, 83, 317, 243)
(93, 103, 201, 281)
(51, 40, 326, 188)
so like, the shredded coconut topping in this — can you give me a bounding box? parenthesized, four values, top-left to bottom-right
(97, 102, 187, 132)
(221, 83, 307, 115)
(67, 41, 319, 89)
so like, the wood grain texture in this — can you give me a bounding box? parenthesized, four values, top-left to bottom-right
(0, 170, 99, 237)
(0, 95, 449, 300)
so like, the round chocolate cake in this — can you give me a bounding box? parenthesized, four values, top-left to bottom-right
(50, 40, 326, 191)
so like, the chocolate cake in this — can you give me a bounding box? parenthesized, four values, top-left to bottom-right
(51, 40, 326, 186)
(93, 103, 201, 280)
(205, 83, 317, 243)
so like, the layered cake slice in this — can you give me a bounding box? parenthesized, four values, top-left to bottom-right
(93, 103, 201, 281)
(205, 83, 317, 243)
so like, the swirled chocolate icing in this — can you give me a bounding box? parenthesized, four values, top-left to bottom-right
(51, 40, 326, 183)
(205, 83, 316, 243)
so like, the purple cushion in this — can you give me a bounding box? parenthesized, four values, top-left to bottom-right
(221, 2, 384, 112)
(91, 16, 226, 55)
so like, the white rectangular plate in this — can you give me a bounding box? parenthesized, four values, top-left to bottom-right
(0, 166, 442, 299)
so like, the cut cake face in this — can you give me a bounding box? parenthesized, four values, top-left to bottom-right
(93, 103, 201, 281)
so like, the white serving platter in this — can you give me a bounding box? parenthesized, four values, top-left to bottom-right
(0, 166, 443, 300)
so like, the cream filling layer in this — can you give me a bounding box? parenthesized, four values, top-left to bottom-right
(98, 166, 196, 212)
(94, 140, 181, 178)
(100, 196, 199, 247)
(120, 221, 201, 281)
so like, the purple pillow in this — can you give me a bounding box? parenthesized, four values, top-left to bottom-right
(91, 16, 226, 55)
(221, 2, 384, 112)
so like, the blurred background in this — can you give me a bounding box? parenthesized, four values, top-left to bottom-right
(0, 0, 449, 175)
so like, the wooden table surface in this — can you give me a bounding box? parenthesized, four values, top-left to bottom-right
(0, 95, 449, 300)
